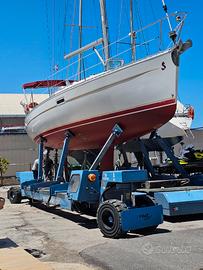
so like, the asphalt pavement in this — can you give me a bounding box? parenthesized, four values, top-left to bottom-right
(0, 186, 203, 270)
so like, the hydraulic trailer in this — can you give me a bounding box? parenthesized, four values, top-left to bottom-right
(8, 125, 163, 238)
(138, 185, 203, 216)
(126, 135, 203, 216)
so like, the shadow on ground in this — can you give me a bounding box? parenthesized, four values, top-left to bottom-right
(30, 203, 98, 229)
(28, 202, 171, 239)
(164, 213, 203, 223)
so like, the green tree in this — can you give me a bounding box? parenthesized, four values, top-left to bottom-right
(0, 157, 9, 177)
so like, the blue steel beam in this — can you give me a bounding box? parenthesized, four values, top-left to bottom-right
(137, 139, 156, 178)
(155, 135, 188, 178)
(38, 137, 45, 181)
(55, 131, 74, 181)
(90, 124, 123, 170)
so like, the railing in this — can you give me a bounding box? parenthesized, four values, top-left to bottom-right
(23, 12, 187, 99)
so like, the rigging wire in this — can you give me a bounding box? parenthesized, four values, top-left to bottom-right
(161, 0, 172, 32)
(47, 32, 131, 82)
(69, 0, 77, 78)
(123, 0, 131, 61)
(92, 0, 101, 73)
(135, 0, 150, 55)
(45, 0, 52, 75)
(148, 0, 156, 21)
(56, 3, 62, 73)
(56, 1, 66, 79)
(62, 0, 68, 56)
(52, 0, 56, 76)
(68, 46, 132, 81)
(93, 0, 99, 37)
(46, 10, 182, 85)
(116, 0, 124, 56)
(148, 0, 161, 51)
(59, 0, 68, 79)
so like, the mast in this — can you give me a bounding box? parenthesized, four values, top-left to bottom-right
(130, 0, 136, 61)
(99, 0, 110, 69)
(78, 0, 82, 80)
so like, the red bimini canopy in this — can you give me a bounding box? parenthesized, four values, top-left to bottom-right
(22, 80, 69, 89)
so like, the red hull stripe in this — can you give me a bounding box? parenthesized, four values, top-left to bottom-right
(36, 98, 176, 141)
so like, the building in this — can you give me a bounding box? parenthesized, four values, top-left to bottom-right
(0, 94, 48, 177)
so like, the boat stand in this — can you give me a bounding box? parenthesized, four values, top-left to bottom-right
(19, 124, 123, 205)
(131, 135, 188, 179)
(55, 131, 74, 181)
(136, 138, 156, 178)
(154, 134, 188, 178)
(38, 137, 45, 181)
(19, 131, 74, 202)
(90, 124, 123, 170)
(131, 136, 203, 216)
(43, 124, 122, 205)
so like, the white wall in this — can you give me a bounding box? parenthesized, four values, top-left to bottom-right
(0, 134, 38, 177)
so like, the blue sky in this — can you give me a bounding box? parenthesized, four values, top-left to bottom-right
(0, 0, 202, 127)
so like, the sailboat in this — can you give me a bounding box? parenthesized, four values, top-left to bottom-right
(23, 0, 192, 150)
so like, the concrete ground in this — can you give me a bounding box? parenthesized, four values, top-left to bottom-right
(0, 186, 203, 270)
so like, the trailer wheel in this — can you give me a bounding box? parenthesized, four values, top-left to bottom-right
(8, 187, 22, 204)
(97, 199, 127, 238)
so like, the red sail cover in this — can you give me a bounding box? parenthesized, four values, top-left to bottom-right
(22, 80, 68, 89)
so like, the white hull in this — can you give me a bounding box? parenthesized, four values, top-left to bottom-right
(25, 48, 178, 149)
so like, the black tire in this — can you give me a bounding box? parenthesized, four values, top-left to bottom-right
(8, 187, 22, 204)
(97, 199, 127, 238)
